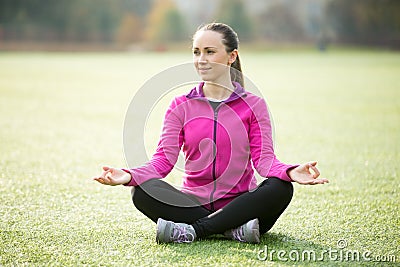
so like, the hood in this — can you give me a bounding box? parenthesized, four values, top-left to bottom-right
(186, 81, 247, 103)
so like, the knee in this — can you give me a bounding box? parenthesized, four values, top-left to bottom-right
(131, 179, 161, 206)
(131, 184, 146, 207)
(286, 182, 294, 202)
(282, 179, 294, 195)
(279, 178, 294, 200)
(131, 187, 136, 198)
(269, 177, 294, 202)
(131, 186, 139, 205)
(283, 181, 294, 203)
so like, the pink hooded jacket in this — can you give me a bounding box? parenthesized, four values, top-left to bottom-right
(124, 82, 297, 211)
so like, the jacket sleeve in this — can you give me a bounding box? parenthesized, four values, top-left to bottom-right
(123, 98, 184, 186)
(248, 97, 297, 182)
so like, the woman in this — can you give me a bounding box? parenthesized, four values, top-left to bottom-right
(94, 23, 328, 244)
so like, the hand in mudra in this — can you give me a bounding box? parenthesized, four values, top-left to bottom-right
(288, 161, 329, 185)
(93, 166, 131, 186)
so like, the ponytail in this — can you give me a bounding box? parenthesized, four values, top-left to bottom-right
(230, 54, 244, 87)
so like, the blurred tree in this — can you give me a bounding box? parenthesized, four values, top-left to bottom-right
(145, 0, 188, 44)
(0, 0, 72, 41)
(115, 13, 142, 45)
(326, 0, 400, 48)
(119, 0, 153, 20)
(214, 0, 254, 41)
(0, 0, 145, 43)
(258, 3, 305, 42)
(158, 9, 188, 42)
(65, 0, 120, 42)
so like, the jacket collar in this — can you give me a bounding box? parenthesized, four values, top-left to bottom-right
(186, 81, 246, 103)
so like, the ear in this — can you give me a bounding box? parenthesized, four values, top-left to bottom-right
(228, 49, 238, 65)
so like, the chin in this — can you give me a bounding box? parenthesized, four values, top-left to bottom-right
(198, 74, 213, 82)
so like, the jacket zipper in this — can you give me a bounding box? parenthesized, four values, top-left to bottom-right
(209, 107, 219, 211)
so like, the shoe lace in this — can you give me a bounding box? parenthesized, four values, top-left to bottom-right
(171, 224, 195, 243)
(232, 225, 245, 242)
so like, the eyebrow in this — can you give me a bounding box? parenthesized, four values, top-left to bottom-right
(192, 46, 218, 50)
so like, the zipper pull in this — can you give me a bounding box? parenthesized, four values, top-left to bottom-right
(214, 110, 218, 120)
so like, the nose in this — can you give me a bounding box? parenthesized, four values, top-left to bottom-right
(198, 52, 207, 64)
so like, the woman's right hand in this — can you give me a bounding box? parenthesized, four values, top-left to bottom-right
(93, 166, 132, 186)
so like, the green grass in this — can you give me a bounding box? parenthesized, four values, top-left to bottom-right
(0, 50, 399, 266)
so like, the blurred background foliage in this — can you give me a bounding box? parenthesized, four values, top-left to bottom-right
(0, 0, 399, 50)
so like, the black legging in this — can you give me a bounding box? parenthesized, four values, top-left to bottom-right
(131, 178, 293, 238)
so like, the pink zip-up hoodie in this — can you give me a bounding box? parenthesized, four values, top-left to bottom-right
(124, 82, 297, 211)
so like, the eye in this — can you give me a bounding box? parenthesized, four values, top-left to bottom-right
(193, 50, 200, 56)
(207, 50, 215, 54)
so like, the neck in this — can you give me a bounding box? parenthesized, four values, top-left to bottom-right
(203, 78, 234, 100)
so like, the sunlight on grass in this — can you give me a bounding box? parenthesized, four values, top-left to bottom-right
(0, 50, 399, 266)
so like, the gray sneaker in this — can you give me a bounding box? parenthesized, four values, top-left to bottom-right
(156, 218, 196, 243)
(224, 218, 260, 243)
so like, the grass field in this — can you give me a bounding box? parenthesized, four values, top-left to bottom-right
(0, 50, 399, 266)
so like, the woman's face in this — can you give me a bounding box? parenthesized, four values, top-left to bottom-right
(192, 30, 237, 84)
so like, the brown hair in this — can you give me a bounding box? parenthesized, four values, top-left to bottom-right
(194, 22, 244, 87)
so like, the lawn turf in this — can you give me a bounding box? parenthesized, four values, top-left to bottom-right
(0, 50, 399, 266)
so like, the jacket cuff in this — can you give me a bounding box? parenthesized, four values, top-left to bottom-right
(121, 169, 137, 186)
(283, 165, 299, 182)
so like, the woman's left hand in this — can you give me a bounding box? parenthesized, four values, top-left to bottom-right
(288, 161, 329, 185)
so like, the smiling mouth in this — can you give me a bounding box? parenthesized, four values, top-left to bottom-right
(198, 68, 211, 71)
